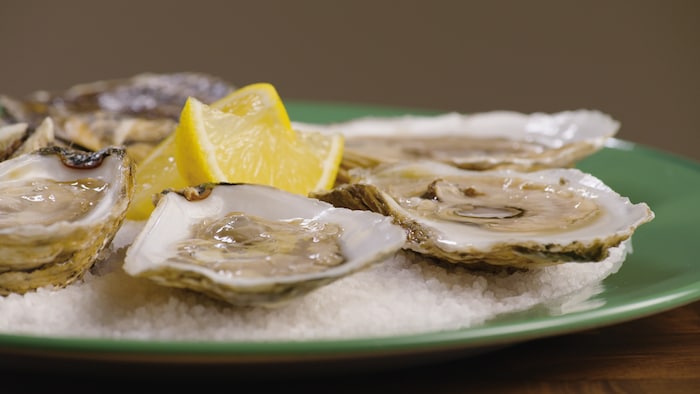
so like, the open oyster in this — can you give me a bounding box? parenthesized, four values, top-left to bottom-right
(0, 72, 235, 163)
(0, 117, 56, 161)
(0, 146, 134, 295)
(312, 160, 654, 270)
(293, 110, 619, 177)
(123, 183, 406, 307)
(0, 123, 27, 160)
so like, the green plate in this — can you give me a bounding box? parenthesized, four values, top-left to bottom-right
(1, 101, 699, 376)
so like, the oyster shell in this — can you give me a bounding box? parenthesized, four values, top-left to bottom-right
(311, 160, 654, 270)
(0, 123, 27, 160)
(0, 117, 56, 161)
(293, 110, 619, 177)
(123, 183, 406, 307)
(0, 72, 235, 163)
(0, 146, 134, 295)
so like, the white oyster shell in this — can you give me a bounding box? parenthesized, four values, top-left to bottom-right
(123, 183, 406, 307)
(312, 160, 654, 270)
(0, 117, 56, 161)
(0, 123, 28, 160)
(0, 146, 134, 294)
(293, 110, 619, 172)
(1, 72, 237, 164)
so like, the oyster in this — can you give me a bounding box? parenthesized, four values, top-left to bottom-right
(0, 117, 56, 161)
(123, 183, 406, 307)
(312, 160, 654, 270)
(293, 110, 619, 177)
(0, 146, 134, 295)
(0, 72, 235, 163)
(0, 123, 27, 160)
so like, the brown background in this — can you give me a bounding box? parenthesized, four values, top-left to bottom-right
(2, 0, 698, 161)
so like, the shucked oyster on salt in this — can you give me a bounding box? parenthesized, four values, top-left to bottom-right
(0, 72, 235, 163)
(0, 146, 134, 295)
(293, 110, 619, 176)
(123, 183, 406, 307)
(311, 160, 654, 270)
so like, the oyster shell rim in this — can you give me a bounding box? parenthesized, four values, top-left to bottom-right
(122, 183, 407, 306)
(293, 109, 621, 172)
(312, 160, 655, 269)
(0, 145, 135, 294)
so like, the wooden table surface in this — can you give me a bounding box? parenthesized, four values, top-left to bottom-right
(2, 300, 698, 393)
(358, 301, 700, 393)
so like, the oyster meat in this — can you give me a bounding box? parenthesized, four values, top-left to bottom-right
(293, 110, 619, 176)
(0, 146, 134, 295)
(123, 183, 406, 307)
(0, 72, 236, 163)
(312, 160, 654, 270)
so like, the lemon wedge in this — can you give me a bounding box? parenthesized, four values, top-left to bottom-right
(125, 82, 344, 220)
(209, 82, 293, 130)
(125, 133, 187, 220)
(175, 95, 344, 194)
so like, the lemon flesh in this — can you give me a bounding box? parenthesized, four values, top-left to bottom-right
(125, 134, 188, 220)
(210, 82, 293, 130)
